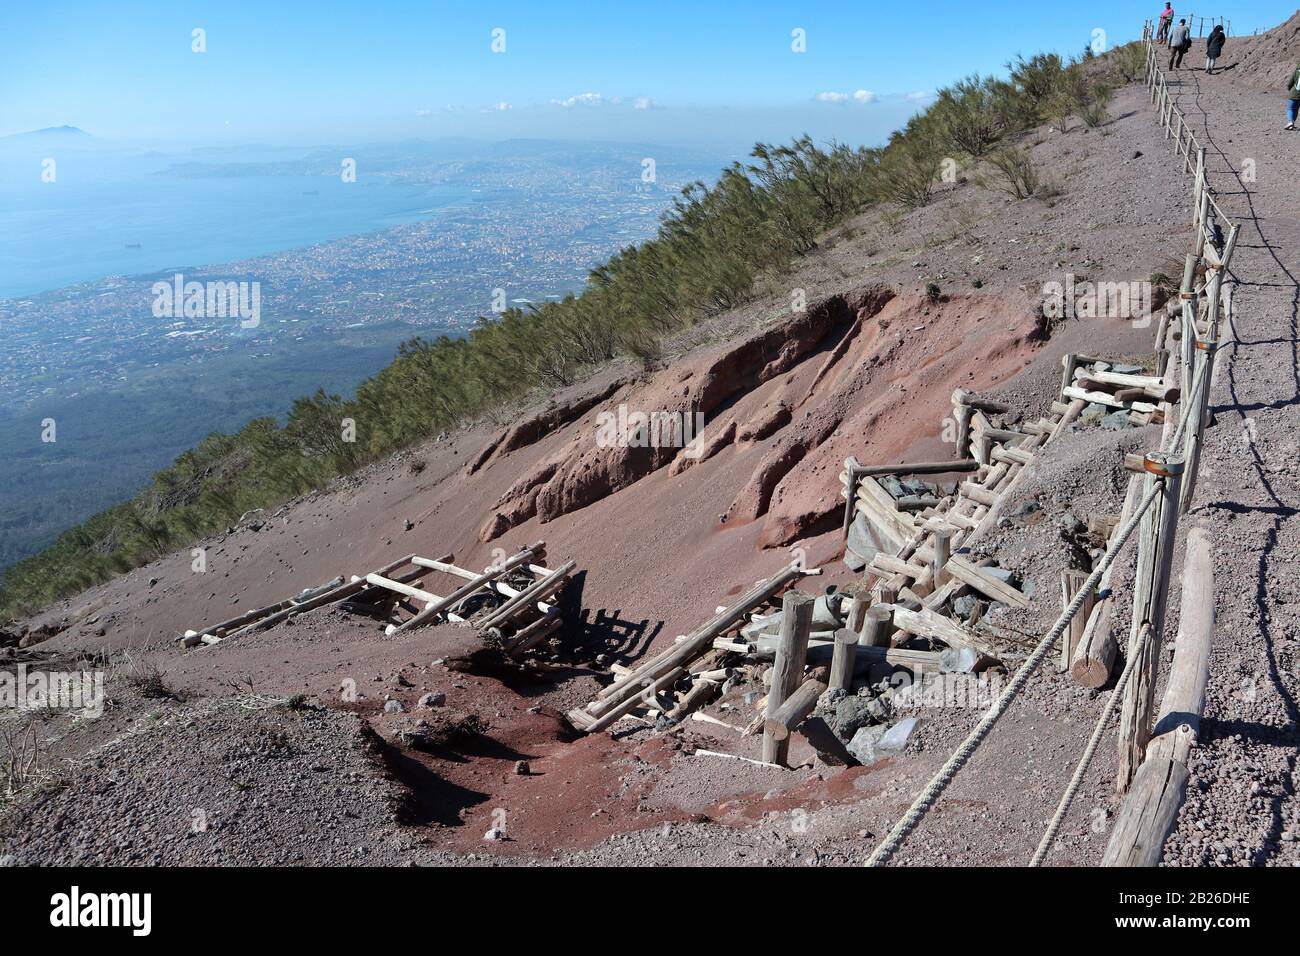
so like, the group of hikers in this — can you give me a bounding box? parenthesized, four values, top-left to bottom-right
(1155, 5, 1299, 131)
(1155, 4, 1226, 72)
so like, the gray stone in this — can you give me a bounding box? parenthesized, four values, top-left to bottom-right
(953, 594, 980, 620)
(418, 692, 445, 709)
(1110, 363, 1145, 374)
(877, 717, 920, 752)
(1081, 402, 1109, 424)
(833, 693, 888, 739)
(984, 566, 1015, 584)
(1100, 409, 1133, 430)
(939, 646, 980, 673)
(845, 513, 879, 571)
(384, 699, 403, 714)
(1058, 511, 1086, 533)
(1012, 498, 1041, 517)
(812, 595, 842, 629)
(879, 475, 906, 498)
(900, 477, 936, 497)
(847, 725, 889, 765)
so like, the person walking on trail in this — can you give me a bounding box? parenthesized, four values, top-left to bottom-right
(1286, 62, 1300, 130)
(1169, 19, 1191, 69)
(1157, 4, 1174, 45)
(1205, 25, 1226, 74)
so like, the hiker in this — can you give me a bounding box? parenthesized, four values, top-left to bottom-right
(1157, 4, 1174, 44)
(1205, 25, 1226, 74)
(1169, 19, 1191, 69)
(1287, 62, 1300, 130)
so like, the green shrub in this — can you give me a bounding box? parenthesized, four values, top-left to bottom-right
(987, 145, 1041, 199)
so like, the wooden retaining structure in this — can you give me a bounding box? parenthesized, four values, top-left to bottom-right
(179, 542, 579, 659)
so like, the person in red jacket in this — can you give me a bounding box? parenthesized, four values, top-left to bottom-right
(1157, 4, 1175, 44)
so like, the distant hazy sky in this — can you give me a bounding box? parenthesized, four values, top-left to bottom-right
(2, 1, 1293, 150)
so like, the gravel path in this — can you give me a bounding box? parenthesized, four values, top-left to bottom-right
(1154, 63, 1300, 866)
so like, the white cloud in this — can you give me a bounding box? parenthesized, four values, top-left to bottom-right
(633, 96, 659, 110)
(481, 101, 512, 112)
(551, 92, 606, 108)
(414, 109, 432, 116)
(854, 89, 878, 103)
(815, 91, 850, 103)
(905, 90, 935, 102)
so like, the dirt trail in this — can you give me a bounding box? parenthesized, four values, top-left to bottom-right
(1150, 50, 1300, 865)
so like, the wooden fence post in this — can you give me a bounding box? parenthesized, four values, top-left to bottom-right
(1117, 453, 1185, 792)
(763, 589, 814, 765)
(1104, 526, 1213, 865)
(1179, 341, 1217, 512)
(1059, 569, 1094, 672)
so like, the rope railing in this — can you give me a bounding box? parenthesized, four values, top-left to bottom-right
(1029, 21, 1233, 865)
(864, 482, 1162, 866)
(865, 23, 1231, 867)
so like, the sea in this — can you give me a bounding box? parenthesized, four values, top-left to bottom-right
(0, 145, 470, 300)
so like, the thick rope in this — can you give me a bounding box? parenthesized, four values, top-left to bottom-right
(864, 482, 1161, 867)
(1029, 622, 1153, 866)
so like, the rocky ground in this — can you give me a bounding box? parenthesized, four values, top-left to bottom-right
(4, 20, 1298, 867)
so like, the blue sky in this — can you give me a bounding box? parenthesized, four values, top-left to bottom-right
(2, 1, 1294, 150)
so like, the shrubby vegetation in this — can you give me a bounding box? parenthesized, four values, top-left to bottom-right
(0, 41, 1143, 619)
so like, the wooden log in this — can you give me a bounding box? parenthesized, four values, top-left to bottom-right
(892, 605, 1001, 660)
(412, 556, 555, 614)
(763, 678, 828, 748)
(1102, 754, 1190, 866)
(1070, 474, 1141, 687)
(991, 445, 1033, 466)
(666, 677, 721, 721)
(841, 455, 862, 536)
(845, 459, 980, 477)
(943, 555, 1029, 608)
(1059, 569, 1094, 672)
(1151, 526, 1213, 740)
(762, 590, 815, 765)
(226, 554, 415, 639)
(584, 667, 686, 734)
(845, 587, 870, 634)
(960, 481, 1000, 507)
(869, 553, 928, 580)
(895, 495, 942, 511)
(1071, 601, 1117, 689)
(367, 570, 431, 601)
(828, 628, 858, 692)
(477, 559, 575, 630)
(858, 606, 891, 648)
(500, 609, 563, 656)
(976, 425, 1028, 445)
(390, 542, 544, 636)
(952, 388, 1012, 414)
(954, 404, 973, 458)
(591, 564, 806, 713)
(931, 528, 952, 588)
(1063, 385, 1155, 414)
(1118, 453, 1185, 792)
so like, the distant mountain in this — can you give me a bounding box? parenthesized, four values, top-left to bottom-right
(0, 125, 92, 142)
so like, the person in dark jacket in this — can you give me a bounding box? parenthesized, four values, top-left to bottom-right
(1205, 25, 1226, 74)
(1169, 19, 1191, 69)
